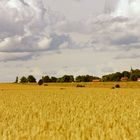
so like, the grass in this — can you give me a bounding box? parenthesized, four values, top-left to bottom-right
(0, 83, 140, 139)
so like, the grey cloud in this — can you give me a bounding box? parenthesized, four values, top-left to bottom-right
(0, 0, 74, 61)
(0, 0, 140, 62)
(0, 12, 24, 38)
(110, 16, 129, 23)
(120, 43, 140, 51)
(20, 0, 29, 6)
(57, 13, 140, 53)
(0, 33, 74, 53)
(48, 34, 73, 51)
(115, 53, 140, 60)
(111, 35, 139, 46)
(0, 52, 35, 62)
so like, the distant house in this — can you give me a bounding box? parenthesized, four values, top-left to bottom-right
(92, 79, 100, 82)
(121, 77, 128, 81)
(137, 78, 140, 82)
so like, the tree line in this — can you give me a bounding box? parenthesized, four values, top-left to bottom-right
(102, 69, 140, 82)
(15, 68, 140, 84)
(17, 75, 100, 84)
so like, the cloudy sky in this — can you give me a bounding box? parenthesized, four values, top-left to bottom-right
(0, 0, 140, 82)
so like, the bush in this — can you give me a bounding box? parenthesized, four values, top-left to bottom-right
(115, 84, 120, 88)
(76, 84, 85, 88)
(38, 79, 43, 85)
(44, 84, 48, 86)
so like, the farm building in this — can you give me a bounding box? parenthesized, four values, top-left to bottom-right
(92, 79, 100, 82)
(137, 78, 140, 82)
(121, 77, 128, 81)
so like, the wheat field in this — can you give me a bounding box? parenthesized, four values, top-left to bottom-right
(0, 83, 140, 140)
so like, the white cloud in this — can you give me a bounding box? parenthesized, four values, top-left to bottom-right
(0, 0, 74, 61)
(114, 0, 140, 19)
(0, 36, 22, 50)
(38, 37, 52, 49)
(0, 0, 140, 82)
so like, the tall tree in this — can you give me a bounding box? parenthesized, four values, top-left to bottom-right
(27, 75, 36, 83)
(122, 71, 130, 78)
(42, 76, 50, 83)
(20, 76, 28, 83)
(50, 77, 57, 82)
(15, 76, 18, 83)
(59, 75, 74, 82)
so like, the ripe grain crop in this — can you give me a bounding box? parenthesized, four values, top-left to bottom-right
(0, 84, 140, 140)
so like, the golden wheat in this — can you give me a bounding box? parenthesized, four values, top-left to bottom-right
(0, 84, 140, 140)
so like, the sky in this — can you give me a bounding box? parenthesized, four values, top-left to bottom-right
(0, 0, 140, 82)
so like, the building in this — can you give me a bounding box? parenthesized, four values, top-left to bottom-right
(92, 79, 100, 82)
(137, 78, 140, 82)
(121, 77, 128, 81)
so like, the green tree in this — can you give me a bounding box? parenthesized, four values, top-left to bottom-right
(20, 76, 28, 83)
(27, 75, 36, 83)
(50, 77, 57, 82)
(102, 75, 109, 82)
(76, 75, 100, 82)
(113, 72, 122, 81)
(42, 76, 50, 83)
(129, 73, 140, 81)
(58, 75, 74, 82)
(75, 75, 83, 82)
(133, 69, 140, 73)
(56, 78, 61, 83)
(122, 71, 130, 78)
(102, 72, 122, 82)
(15, 76, 18, 83)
